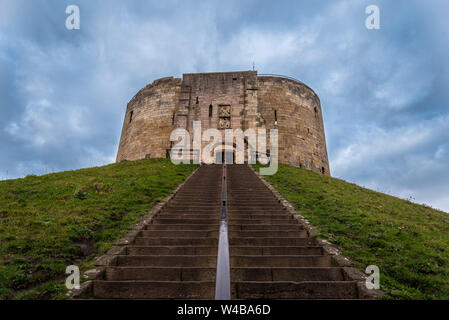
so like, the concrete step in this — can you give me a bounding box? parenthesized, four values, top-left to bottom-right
(227, 209, 288, 214)
(174, 193, 219, 197)
(156, 214, 220, 220)
(126, 246, 217, 255)
(228, 194, 274, 198)
(145, 224, 219, 231)
(228, 219, 297, 225)
(105, 267, 216, 281)
(153, 218, 219, 224)
(174, 193, 219, 196)
(228, 194, 277, 197)
(161, 210, 220, 216)
(229, 237, 315, 246)
(227, 214, 292, 220)
(229, 230, 308, 238)
(139, 230, 218, 238)
(116, 255, 217, 267)
(227, 199, 280, 204)
(134, 237, 218, 246)
(229, 246, 323, 256)
(228, 199, 278, 203)
(229, 199, 278, 202)
(228, 205, 285, 209)
(93, 281, 215, 299)
(167, 204, 221, 208)
(168, 202, 220, 207)
(230, 255, 333, 267)
(163, 207, 220, 212)
(228, 195, 274, 198)
(228, 224, 304, 231)
(228, 190, 270, 193)
(231, 267, 345, 281)
(170, 199, 220, 203)
(173, 192, 219, 196)
(171, 196, 220, 200)
(231, 281, 358, 299)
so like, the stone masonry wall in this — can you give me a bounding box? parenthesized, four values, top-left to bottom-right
(116, 77, 181, 161)
(257, 76, 330, 174)
(116, 71, 330, 175)
(175, 71, 263, 155)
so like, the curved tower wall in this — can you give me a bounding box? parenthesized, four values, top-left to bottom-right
(116, 77, 181, 161)
(116, 71, 330, 175)
(257, 76, 329, 173)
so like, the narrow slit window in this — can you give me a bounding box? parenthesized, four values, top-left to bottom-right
(274, 110, 278, 125)
(129, 111, 133, 123)
(196, 97, 199, 104)
(172, 112, 175, 125)
(209, 105, 213, 118)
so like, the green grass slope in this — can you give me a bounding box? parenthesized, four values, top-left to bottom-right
(254, 163, 449, 299)
(0, 159, 197, 299)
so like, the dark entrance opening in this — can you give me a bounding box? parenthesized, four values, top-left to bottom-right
(216, 151, 234, 164)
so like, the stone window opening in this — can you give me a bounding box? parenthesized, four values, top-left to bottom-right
(196, 97, 199, 104)
(172, 112, 175, 125)
(129, 110, 133, 123)
(314, 107, 319, 117)
(232, 78, 237, 85)
(321, 167, 325, 174)
(274, 110, 278, 125)
(209, 105, 213, 118)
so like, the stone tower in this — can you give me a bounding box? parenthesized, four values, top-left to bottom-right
(116, 71, 330, 175)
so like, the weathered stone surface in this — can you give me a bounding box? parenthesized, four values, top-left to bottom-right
(116, 77, 181, 161)
(258, 76, 329, 173)
(116, 71, 330, 175)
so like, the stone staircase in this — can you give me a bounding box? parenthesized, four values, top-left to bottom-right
(85, 164, 363, 299)
(91, 165, 221, 299)
(227, 165, 358, 299)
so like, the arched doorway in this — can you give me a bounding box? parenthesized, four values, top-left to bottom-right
(208, 140, 257, 164)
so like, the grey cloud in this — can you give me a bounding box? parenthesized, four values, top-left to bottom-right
(0, 0, 448, 212)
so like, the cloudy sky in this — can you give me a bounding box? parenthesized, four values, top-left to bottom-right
(1, 0, 448, 212)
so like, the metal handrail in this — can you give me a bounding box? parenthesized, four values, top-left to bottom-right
(215, 164, 231, 300)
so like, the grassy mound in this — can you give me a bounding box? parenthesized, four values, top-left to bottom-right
(254, 163, 449, 299)
(0, 159, 197, 299)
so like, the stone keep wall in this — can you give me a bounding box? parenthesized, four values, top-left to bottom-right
(116, 71, 330, 175)
(257, 76, 329, 174)
(174, 71, 263, 154)
(116, 77, 181, 161)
